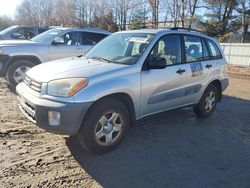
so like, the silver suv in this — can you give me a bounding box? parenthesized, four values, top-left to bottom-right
(16, 28, 229, 154)
(0, 28, 110, 87)
(0, 25, 49, 40)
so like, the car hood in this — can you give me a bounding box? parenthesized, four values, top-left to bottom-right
(26, 56, 130, 83)
(0, 40, 41, 47)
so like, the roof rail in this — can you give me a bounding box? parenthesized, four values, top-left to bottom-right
(170, 27, 203, 34)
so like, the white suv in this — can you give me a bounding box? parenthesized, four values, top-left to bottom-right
(16, 28, 229, 154)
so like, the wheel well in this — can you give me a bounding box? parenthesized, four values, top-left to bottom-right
(7, 55, 41, 70)
(209, 80, 222, 102)
(90, 93, 136, 126)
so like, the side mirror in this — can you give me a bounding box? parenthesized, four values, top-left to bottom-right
(12, 32, 22, 39)
(148, 57, 167, 69)
(54, 36, 64, 45)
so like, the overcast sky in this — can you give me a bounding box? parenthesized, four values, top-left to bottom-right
(0, 0, 21, 18)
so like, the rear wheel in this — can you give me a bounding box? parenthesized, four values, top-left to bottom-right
(77, 98, 130, 154)
(6, 60, 35, 88)
(193, 84, 219, 118)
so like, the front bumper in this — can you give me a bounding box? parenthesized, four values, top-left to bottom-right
(16, 82, 92, 135)
(0, 54, 10, 76)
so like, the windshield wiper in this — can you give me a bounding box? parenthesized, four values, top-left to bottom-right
(87, 56, 111, 63)
(87, 56, 128, 65)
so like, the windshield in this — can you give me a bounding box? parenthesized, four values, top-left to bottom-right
(31, 29, 64, 43)
(86, 33, 155, 65)
(0, 26, 18, 35)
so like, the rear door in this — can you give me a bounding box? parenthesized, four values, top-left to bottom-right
(205, 38, 224, 74)
(140, 34, 188, 117)
(183, 35, 216, 104)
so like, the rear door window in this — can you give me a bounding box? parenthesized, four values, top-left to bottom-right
(184, 35, 203, 63)
(82, 32, 108, 45)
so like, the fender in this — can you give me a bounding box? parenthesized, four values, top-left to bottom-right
(2, 55, 41, 75)
(74, 74, 141, 118)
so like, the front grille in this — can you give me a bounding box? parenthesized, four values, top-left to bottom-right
(24, 76, 42, 92)
(17, 95, 36, 123)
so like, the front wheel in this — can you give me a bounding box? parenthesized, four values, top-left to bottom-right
(77, 98, 130, 154)
(193, 84, 219, 118)
(6, 60, 35, 88)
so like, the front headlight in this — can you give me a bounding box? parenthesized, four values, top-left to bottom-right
(47, 78, 88, 97)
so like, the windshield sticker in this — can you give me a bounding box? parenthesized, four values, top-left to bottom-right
(129, 37, 149, 43)
(49, 32, 60, 35)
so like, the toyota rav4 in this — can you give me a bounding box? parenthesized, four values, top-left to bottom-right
(16, 28, 229, 154)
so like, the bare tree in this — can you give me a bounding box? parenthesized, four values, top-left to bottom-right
(111, 0, 139, 30)
(39, 0, 56, 26)
(166, 0, 182, 27)
(236, 0, 250, 42)
(148, 0, 159, 28)
(129, 0, 149, 29)
(0, 16, 13, 31)
(15, 0, 41, 25)
(188, 0, 199, 29)
(54, 0, 77, 26)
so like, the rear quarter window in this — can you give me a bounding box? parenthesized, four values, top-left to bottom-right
(206, 39, 222, 59)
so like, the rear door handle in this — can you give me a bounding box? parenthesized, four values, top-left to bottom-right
(206, 64, 212, 69)
(176, 69, 186, 75)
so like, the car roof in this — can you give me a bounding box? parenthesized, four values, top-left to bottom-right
(12, 25, 49, 29)
(116, 28, 217, 42)
(52, 27, 111, 35)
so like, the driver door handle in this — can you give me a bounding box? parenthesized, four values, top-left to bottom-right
(206, 64, 212, 69)
(77, 47, 84, 50)
(176, 69, 186, 75)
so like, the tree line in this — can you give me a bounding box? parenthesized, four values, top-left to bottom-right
(0, 0, 249, 42)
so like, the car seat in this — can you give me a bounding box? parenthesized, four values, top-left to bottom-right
(186, 44, 200, 61)
(139, 43, 147, 54)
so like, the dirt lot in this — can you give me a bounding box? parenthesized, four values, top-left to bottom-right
(1, 67, 250, 188)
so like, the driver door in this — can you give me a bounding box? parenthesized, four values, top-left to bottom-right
(140, 34, 188, 117)
(48, 31, 84, 61)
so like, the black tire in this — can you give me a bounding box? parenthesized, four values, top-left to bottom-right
(193, 84, 219, 118)
(6, 60, 35, 88)
(77, 98, 130, 154)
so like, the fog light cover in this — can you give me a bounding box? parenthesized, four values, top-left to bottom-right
(48, 111, 61, 126)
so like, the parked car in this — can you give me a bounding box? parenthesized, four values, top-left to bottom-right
(0, 25, 49, 40)
(16, 28, 229, 154)
(0, 28, 111, 87)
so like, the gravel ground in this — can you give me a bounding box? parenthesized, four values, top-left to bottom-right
(0, 69, 250, 188)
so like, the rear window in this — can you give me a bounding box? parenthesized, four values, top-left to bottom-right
(206, 39, 222, 59)
(83, 32, 108, 45)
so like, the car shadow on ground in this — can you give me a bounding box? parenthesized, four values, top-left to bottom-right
(66, 95, 250, 188)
